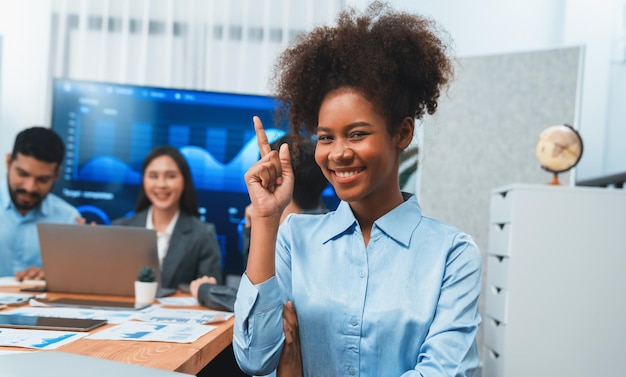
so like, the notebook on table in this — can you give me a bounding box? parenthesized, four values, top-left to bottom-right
(37, 223, 175, 298)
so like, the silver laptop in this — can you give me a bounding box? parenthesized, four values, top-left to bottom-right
(37, 223, 167, 297)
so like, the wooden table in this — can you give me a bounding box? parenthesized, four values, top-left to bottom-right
(0, 286, 234, 375)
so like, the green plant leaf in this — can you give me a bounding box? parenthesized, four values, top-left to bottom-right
(137, 266, 156, 282)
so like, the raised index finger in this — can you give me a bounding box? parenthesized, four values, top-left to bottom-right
(254, 116, 272, 157)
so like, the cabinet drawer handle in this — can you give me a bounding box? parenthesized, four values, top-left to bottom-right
(491, 286, 502, 294)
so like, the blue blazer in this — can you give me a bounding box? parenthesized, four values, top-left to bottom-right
(112, 209, 223, 288)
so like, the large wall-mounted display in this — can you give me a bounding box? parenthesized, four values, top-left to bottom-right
(49, 78, 338, 274)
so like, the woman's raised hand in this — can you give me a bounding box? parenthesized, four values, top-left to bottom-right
(244, 116, 294, 220)
(243, 116, 294, 283)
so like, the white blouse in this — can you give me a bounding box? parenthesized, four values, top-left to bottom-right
(146, 206, 180, 267)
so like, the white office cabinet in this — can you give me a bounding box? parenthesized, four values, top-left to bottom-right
(482, 184, 626, 377)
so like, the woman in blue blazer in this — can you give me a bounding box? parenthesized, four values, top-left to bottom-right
(113, 146, 222, 288)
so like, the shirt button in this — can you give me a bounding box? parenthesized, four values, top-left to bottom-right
(350, 317, 358, 326)
(359, 271, 365, 278)
(348, 366, 356, 375)
(248, 297, 254, 304)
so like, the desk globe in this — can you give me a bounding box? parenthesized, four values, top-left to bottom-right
(535, 124, 583, 185)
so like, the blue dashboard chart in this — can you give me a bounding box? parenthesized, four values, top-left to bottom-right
(49, 79, 322, 274)
(73, 120, 286, 193)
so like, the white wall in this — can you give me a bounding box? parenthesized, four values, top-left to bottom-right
(349, 0, 567, 56)
(606, 64, 626, 175)
(0, 1, 52, 175)
(561, 0, 615, 181)
(0, 35, 3, 135)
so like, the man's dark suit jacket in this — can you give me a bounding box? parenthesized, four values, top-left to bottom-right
(112, 209, 223, 288)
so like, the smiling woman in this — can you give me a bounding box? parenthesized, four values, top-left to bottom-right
(233, 2, 482, 376)
(112, 146, 223, 289)
(143, 153, 186, 217)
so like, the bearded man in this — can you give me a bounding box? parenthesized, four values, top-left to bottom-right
(1, 126, 79, 281)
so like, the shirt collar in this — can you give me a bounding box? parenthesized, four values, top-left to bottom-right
(146, 206, 180, 236)
(320, 200, 359, 243)
(373, 193, 422, 247)
(321, 193, 422, 247)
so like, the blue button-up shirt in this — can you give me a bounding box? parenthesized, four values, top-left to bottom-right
(0, 179, 79, 277)
(234, 194, 482, 376)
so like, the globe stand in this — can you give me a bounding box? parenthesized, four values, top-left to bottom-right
(548, 173, 561, 186)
